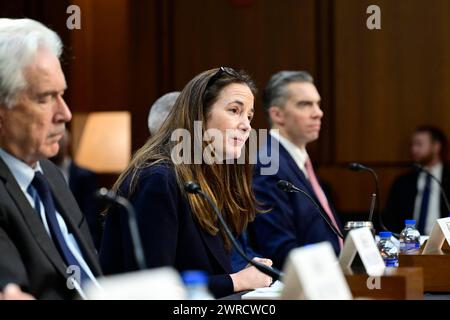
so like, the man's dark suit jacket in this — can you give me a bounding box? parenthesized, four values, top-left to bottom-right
(249, 136, 342, 269)
(100, 164, 234, 298)
(0, 158, 102, 299)
(383, 165, 450, 233)
(68, 162, 101, 249)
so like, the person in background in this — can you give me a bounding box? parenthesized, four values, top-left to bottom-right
(249, 70, 343, 269)
(50, 129, 102, 250)
(384, 125, 450, 234)
(148, 91, 180, 136)
(100, 67, 272, 298)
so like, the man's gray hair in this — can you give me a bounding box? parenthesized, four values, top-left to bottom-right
(0, 18, 62, 108)
(263, 70, 314, 113)
(148, 91, 180, 135)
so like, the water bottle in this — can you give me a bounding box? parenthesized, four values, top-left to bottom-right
(181, 270, 214, 300)
(377, 231, 399, 267)
(399, 219, 421, 254)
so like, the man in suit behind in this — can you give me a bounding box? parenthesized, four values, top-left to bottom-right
(50, 129, 102, 250)
(0, 18, 102, 299)
(384, 126, 450, 234)
(249, 71, 343, 269)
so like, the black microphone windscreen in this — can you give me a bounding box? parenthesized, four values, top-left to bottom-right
(184, 181, 201, 194)
(348, 162, 364, 171)
(276, 180, 291, 192)
(95, 188, 115, 200)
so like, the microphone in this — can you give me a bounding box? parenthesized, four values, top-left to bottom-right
(96, 188, 147, 270)
(277, 180, 344, 239)
(184, 181, 283, 281)
(348, 162, 370, 172)
(348, 162, 393, 235)
(348, 162, 379, 222)
(413, 163, 450, 214)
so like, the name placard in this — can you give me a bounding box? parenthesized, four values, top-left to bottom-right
(281, 242, 352, 300)
(422, 217, 450, 254)
(84, 267, 186, 300)
(339, 227, 385, 276)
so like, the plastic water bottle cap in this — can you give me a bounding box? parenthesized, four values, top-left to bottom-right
(181, 270, 208, 285)
(379, 231, 392, 238)
(405, 219, 416, 225)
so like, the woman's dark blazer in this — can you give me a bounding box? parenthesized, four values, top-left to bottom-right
(100, 164, 234, 298)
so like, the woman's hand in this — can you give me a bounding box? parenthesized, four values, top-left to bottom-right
(230, 257, 273, 292)
(0, 284, 35, 300)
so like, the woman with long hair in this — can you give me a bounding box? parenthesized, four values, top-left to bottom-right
(100, 67, 272, 298)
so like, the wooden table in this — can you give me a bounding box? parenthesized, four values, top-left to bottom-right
(399, 253, 450, 292)
(344, 267, 423, 300)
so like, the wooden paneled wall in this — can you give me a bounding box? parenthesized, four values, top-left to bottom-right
(334, 0, 450, 163)
(322, 0, 450, 214)
(2, 0, 449, 216)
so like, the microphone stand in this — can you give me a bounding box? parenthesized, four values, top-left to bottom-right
(368, 193, 376, 223)
(348, 163, 394, 236)
(184, 182, 283, 281)
(96, 188, 147, 270)
(276, 180, 344, 239)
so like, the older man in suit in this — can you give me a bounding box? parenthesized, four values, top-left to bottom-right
(0, 18, 101, 299)
(249, 71, 343, 269)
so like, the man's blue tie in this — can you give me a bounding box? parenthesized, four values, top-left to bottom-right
(417, 173, 432, 234)
(27, 171, 89, 285)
